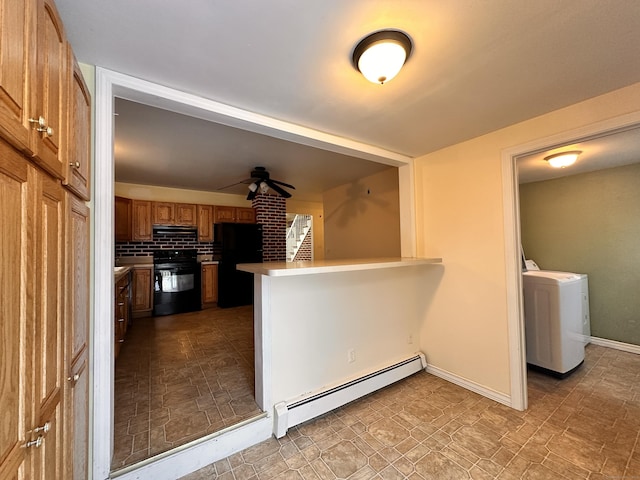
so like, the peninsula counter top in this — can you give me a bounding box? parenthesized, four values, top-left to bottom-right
(237, 257, 442, 277)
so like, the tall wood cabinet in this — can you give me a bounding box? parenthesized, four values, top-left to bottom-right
(0, 0, 91, 477)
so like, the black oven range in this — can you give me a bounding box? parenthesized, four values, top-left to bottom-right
(152, 249, 201, 316)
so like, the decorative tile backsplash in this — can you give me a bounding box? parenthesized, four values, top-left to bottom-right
(115, 231, 220, 257)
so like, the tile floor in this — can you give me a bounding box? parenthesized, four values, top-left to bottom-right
(112, 305, 262, 470)
(181, 344, 640, 479)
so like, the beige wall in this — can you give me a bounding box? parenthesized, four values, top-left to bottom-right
(115, 182, 250, 206)
(286, 199, 325, 261)
(414, 82, 640, 396)
(520, 163, 640, 346)
(322, 167, 401, 260)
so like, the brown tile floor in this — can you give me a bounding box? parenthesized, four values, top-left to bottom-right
(112, 305, 262, 470)
(181, 344, 640, 479)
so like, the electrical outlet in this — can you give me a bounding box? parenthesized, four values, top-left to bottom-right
(348, 349, 356, 363)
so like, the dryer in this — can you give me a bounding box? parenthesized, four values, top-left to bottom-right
(522, 269, 589, 377)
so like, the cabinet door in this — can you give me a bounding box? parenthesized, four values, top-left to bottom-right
(176, 203, 196, 226)
(132, 267, 153, 314)
(30, 0, 67, 179)
(236, 207, 256, 223)
(153, 201, 174, 225)
(0, 143, 34, 480)
(197, 205, 213, 241)
(63, 51, 90, 201)
(132, 200, 152, 241)
(201, 264, 218, 305)
(0, 0, 35, 154)
(32, 171, 65, 480)
(214, 205, 235, 223)
(115, 196, 132, 242)
(63, 193, 89, 480)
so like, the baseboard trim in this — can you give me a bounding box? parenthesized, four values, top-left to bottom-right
(425, 364, 512, 408)
(589, 336, 640, 355)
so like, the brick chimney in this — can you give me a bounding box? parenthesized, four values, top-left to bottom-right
(252, 194, 286, 262)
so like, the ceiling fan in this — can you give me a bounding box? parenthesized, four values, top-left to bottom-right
(219, 166, 296, 200)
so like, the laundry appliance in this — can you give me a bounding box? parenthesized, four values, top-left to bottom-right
(522, 264, 590, 377)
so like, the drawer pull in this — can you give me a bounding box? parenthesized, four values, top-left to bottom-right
(24, 436, 43, 449)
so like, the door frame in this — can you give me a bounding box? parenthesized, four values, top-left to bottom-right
(91, 67, 413, 479)
(501, 110, 640, 411)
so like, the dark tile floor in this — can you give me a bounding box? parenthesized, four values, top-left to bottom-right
(180, 344, 640, 479)
(112, 306, 262, 470)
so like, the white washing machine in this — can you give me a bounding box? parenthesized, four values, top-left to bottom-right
(522, 267, 590, 377)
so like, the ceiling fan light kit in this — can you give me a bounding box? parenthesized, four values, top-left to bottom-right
(352, 29, 413, 84)
(544, 150, 581, 168)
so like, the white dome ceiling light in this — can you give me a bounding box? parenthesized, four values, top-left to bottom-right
(352, 30, 413, 85)
(544, 150, 582, 168)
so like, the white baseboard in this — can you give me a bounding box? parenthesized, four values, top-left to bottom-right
(112, 414, 272, 480)
(425, 364, 512, 408)
(589, 336, 640, 355)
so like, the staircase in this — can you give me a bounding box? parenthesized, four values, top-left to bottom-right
(286, 214, 312, 261)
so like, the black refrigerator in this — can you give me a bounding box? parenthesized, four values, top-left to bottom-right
(215, 223, 263, 308)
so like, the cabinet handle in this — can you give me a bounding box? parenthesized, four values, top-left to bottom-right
(118, 318, 125, 323)
(32, 422, 51, 434)
(119, 339, 125, 343)
(67, 373, 80, 385)
(24, 436, 43, 449)
(28, 116, 47, 131)
(117, 302, 125, 306)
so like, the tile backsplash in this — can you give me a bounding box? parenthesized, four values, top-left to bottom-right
(115, 231, 220, 257)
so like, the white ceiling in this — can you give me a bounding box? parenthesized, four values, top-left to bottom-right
(56, 0, 640, 198)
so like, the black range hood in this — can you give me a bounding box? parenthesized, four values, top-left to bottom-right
(152, 225, 198, 234)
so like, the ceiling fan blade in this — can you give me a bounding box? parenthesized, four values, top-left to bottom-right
(266, 179, 292, 198)
(246, 188, 257, 200)
(217, 177, 253, 190)
(269, 178, 296, 190)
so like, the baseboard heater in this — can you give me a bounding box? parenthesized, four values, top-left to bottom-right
(273, 353, 427, 438)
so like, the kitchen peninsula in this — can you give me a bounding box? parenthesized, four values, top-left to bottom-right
(238, 257, 442, 437)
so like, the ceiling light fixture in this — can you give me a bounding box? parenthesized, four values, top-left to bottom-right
(352, 30, 412, 84)
(248, 182, 258, 193)
(544, 150, 582, 168)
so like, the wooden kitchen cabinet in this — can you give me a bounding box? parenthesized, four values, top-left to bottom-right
(153, 201, 175, 224)
(0, 0, 34, 154)
(62, 51, 91, 201)
(201, 263, 218, 306)
(115, 196, 132, 242)
(132, 266, 153, 317)
(114, 273, 130, 359)
(63, 193, 90, 480)
(197, 204, 214, 241)
(176, 203, 197, 225)
(214, 205, 256, 224)
(132, 199, 152, 241)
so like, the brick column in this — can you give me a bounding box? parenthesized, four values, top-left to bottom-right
(252, 194, 286, 262)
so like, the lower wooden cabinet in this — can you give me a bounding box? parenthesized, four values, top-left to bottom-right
(201, 263, 218, 306)
(132, 266, 153, 317)
(114, 273, 130, 359)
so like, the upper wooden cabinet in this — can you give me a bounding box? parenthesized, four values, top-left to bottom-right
(152, 201, 174, 225)
(0, 0, 35, 153)
(214, 205, 256, 224)
(115, 196, 132, 242)
(176, 203, 196, 226)
(197, 205, 213, 241)
(132, 200, 152, 241)
(63, 51, 91, 201)
(152, 201, 196, 226)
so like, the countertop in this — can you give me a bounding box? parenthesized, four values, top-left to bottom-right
(113, 266, 131, 283)
(236, 257, 442, 277)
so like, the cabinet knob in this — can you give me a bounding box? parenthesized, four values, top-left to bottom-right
(45, 126, 54, 137)
(32, 422, 51, 434)
(67, 373, 80, 385)
(24, 436, 43, 449)
(28, 116, 46, 129)
(119, 339, 125, 343)
(70, 161, 80, 168)
(118, 318, 125, 323)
